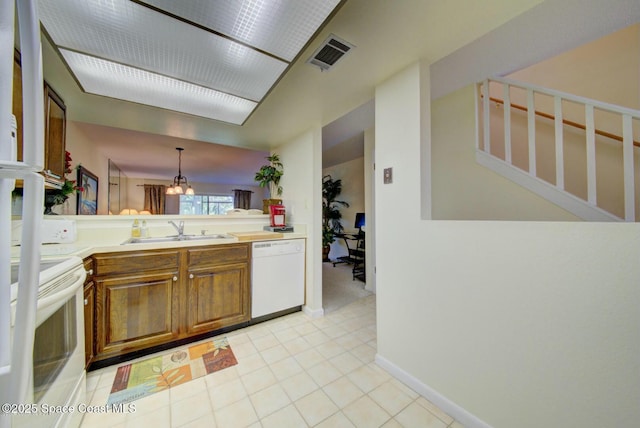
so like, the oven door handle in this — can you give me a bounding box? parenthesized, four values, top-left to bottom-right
(35, 271, 86, 322)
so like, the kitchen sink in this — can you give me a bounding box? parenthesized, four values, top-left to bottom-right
(185, 234, 236, 241)
(122, 234, 235, 245)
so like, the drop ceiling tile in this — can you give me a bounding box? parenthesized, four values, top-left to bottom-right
(137, 0, 342, 62)
(36, 0, 342, 125)
(61, 49, 257, 125)
(38, 0, 287, 101)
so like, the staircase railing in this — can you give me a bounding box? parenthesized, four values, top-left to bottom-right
(477, 76, 639, 222)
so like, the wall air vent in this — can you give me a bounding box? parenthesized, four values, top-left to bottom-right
(307, 34, 354, 71)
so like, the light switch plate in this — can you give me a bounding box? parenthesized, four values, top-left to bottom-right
(383, 167, 393, 184)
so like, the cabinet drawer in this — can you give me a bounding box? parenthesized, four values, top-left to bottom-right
(187, 244, 250, 267)
(93, 250, 180, 276)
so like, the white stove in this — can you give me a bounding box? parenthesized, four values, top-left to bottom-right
(9, 256, 86, 428)
(11, 218, 77, 246)
(9, 256, 84, 304)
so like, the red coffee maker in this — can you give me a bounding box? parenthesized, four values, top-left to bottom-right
(269, 204, 286, 227)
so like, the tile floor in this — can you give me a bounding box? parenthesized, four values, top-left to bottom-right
(81, 295, 464, 428)
(321, 262, 372, 314)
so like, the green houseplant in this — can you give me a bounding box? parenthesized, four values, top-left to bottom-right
(322, 174, 349, 262)
(255, 154, 284, 213)
(12, 150, 83, 215)
(44, 150, 84, 214)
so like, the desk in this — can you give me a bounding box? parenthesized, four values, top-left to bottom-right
(332, 232, 365, 282)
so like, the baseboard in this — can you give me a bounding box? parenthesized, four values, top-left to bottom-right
(375, 354, 493, 428)
(302, 305, 324, 318)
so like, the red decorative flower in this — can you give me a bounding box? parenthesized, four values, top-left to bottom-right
(47, 150, 83, 206)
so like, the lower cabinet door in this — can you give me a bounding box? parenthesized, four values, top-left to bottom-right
(186, 262, 250, 334)
(95, 271, 179, 359)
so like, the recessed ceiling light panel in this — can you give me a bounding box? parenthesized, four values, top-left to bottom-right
(61, 49, 257, 125)
(38, 0, 288, 101)
(37, 0, 342, 125)
(137, 0, 342, 61)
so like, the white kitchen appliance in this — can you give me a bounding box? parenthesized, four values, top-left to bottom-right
(9, 257, 86, 428)
(0, 2, 85, 428)
(11, 218, 78, 246)
(251, 239, 305, 319)
(40, 219, 77, 243)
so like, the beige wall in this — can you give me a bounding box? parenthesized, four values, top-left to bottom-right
(375, 60, 640, 428)
(322, 156, 365, 260)
(276, 127, 323, 316)
(378, 6, 640, 427)
(57, 120, 110, 215)
(507, 23, 640, 111)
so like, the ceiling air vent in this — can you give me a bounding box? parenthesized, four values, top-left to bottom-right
(307, 34, 354, 71)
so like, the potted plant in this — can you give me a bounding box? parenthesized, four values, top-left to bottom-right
(322, 174, 349, 262)
(44, 151, 84, 214)
(255, 154, 284, 213)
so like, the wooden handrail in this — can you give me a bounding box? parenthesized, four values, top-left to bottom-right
(489, 96, 640, 148)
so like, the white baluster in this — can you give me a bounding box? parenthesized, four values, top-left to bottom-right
(482, 80, 490, 153)
(585, 105, 596, 205)
(622, 115, 635, 221)
(554, 96, 564, 190)
(503, 83, 511, 163)
(527, 89, 536, 176)
(16, 0, 44, 170)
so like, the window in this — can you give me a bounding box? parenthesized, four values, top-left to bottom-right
(179, 195, 234, 215)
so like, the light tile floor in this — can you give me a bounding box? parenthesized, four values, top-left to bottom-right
(81, 295, 464, 428)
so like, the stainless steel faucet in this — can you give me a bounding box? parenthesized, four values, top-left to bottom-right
(168, 220, 185, 238)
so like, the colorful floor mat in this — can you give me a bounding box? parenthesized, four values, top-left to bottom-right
(107, 337, 237, 405)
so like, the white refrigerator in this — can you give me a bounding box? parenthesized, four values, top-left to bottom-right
(0, 1, 45, 427)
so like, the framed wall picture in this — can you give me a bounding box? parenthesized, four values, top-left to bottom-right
(77, 166, 98, 215)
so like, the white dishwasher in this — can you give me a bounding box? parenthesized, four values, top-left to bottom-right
(252, 239, 305, 319)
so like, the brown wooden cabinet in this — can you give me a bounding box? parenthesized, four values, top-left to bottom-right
(90, 244, 250, 363)
(186, 245, 250, 335)
(92, 249, 180, 361)
(83, 282, 95, 367)
(12, 51, 67, 188)
(95, 271, 180, 358)
(43, 83, 67, 187)
(83, 257, 95, 368)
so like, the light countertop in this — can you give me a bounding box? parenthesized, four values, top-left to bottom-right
(81, 231, 306, 258)
(11, 232, 306, 261)
(11, 215, 306, 261)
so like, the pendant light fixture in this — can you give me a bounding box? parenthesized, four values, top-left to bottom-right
(166, 147, 195, 195)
